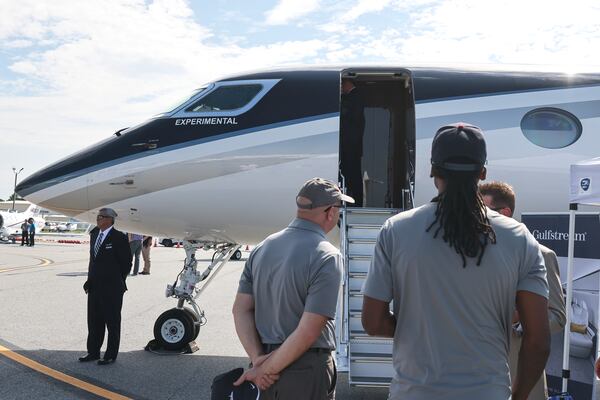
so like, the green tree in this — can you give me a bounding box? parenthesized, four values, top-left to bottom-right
(8, 193, 23, 201)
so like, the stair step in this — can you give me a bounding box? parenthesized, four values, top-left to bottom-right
(349, 376, 393, 387)
(351, 352, 393, 361)
(345, 210, 398, 225)
(348, 242, 376, 256)
(348, 258, 371, 274)
(347, 225, 382, 240)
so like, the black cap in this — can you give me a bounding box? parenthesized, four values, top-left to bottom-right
(211, 368, 260, 400)
(431, 123, 487, 171)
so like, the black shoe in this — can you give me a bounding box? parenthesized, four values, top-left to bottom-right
(140, 271, 150, 275)
(78, 354, 100, 362)
(97, 358, 116, 365)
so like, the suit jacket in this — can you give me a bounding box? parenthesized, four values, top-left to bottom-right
(509, 244, 566, 399)
(84, 226, 132, 295)
(340, 88, 365, 158)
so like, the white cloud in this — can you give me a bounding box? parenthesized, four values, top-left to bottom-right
(265, 0, 321, 25)
(341, 0, 392, 22)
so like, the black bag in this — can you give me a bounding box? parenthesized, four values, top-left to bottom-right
(211, 367, 260, 400)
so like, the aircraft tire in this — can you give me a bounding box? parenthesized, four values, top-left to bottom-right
(230, 250, 242, 261)
(183, 307, 201, 340)
(162, 239, 174, 247)
(153, 308, 194, 350)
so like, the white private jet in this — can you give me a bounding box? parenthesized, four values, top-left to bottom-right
(15, 66, 600, 385)
(0, 203, 45, 241)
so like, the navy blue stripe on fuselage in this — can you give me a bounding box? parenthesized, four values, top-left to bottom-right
(411, 68, 600, 103)
(16, 113, 339, 197)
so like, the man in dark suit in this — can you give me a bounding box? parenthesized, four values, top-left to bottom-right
(340, 77, 365, 206)
(79, 208, 132, 365)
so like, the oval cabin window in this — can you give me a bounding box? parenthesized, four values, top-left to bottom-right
(520, 108, 582, 149)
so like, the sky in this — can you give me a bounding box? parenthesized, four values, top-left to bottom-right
(2, 0, 600, 199)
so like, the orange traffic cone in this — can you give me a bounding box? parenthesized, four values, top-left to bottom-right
(245, 245, 249, 251)
(176, 241, 180, 248)
(154, 239, 157, 247)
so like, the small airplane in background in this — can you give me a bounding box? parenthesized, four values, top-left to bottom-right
(0, 203, 45, 241)
(15, 66, 600, 379)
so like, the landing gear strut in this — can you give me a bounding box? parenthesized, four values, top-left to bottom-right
(151, 241, 240, 352)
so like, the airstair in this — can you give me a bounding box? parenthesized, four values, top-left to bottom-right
(336, 207, 400, 387)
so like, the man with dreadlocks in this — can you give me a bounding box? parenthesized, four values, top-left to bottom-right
(361, 123, 550, 400)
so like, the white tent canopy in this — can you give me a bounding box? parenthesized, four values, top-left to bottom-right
(570, 157, 600, 206)
(563, 157, 600, 393)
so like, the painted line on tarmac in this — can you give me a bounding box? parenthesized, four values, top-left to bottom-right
(0, 256, 53, 273)
(0, 344, 131, 400)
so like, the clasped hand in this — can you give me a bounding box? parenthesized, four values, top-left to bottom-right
(233, 352, 280, 391)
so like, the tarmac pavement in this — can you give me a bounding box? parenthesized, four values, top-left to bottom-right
(0, 240, 388, 400)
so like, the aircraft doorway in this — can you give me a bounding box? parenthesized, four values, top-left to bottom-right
(339, 70, 415, 209)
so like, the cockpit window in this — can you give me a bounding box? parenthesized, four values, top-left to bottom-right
(185, 84, 263, 112)
(162, 87, 207, 114)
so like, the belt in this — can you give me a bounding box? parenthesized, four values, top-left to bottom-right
(262, 343, 332, 354)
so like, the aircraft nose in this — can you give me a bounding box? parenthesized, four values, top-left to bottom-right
(16, 154, 90, 217)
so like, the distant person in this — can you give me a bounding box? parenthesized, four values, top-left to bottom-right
(79, 208, 132, 365)
(140, 235, 152, 275)
(232, 177, 354, 399)
(362, 123, 550, 400)
(128, 233, 143, 275)
(340, 77, 365, 206)
(480, 181, 566, 400)
(27, 218, 35, 247)
(20, 219, 29, 246)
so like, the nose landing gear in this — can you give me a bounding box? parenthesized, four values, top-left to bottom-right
(148, 241, 240, 353)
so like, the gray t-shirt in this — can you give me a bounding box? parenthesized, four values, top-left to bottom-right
(238, 218, 342, 349)
(363, 202, 548, 400)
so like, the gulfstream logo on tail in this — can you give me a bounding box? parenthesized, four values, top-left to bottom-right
(175, 117, 238, 126)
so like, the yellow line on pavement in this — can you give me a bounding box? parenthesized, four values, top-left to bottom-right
(0, 345, 131, 400)
(0, 256, 53, 273)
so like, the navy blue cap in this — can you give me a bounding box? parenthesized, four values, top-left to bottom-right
(431, 123, 487, 171)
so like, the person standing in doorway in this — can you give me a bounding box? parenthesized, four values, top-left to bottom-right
(140, 235, 152, 275)
(480, 181, 566, 400)
(20, 219, 29, 246)
(128, 233, 143, 275)
(27, 218, 35, 247)
(362, 123, 550, 400)
(79, 208, 132, 365)
(340, 77, 365, 206)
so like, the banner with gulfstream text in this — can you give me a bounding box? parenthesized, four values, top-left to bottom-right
(521, 213, 600, 259)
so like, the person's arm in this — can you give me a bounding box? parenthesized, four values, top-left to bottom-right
(512, 291, 550, 400)
(362, 296, 395, 337)
(543, 249, 566, 333)
(232, 293, 264, 364)
(234, 311, 327, 390)
(595, 357, 600, 379)
(118, 232, 133, 279)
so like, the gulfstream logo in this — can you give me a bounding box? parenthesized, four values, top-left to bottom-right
(175, 117, 238, 126)
(532, 229, 587, 242)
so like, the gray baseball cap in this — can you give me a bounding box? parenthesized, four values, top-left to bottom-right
(296, 178, 355, 209)
(98, 207, 118, 218)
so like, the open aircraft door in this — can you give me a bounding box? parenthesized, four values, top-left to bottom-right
(336, 69, 416, 387)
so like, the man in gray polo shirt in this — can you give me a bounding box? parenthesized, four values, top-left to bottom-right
(362, 123, 550, 400)
(232, 177, 354, 399)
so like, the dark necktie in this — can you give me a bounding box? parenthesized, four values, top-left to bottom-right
(94, 232, 104, 257)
